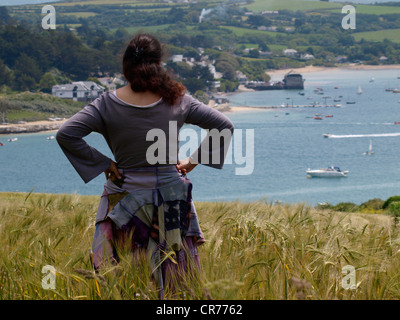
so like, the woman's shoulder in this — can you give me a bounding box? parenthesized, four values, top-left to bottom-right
(88, 91, 114, 112)
(178, 93, 203, 109)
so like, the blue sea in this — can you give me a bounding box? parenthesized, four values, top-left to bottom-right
(1, 68, 400, 206)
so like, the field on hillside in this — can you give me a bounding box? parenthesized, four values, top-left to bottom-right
(353, 28, 400, 43)
(0, 92, 85, 122)
(1, 192, 400, 300)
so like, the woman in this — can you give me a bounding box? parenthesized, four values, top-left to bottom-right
(56, 33, 234, 298)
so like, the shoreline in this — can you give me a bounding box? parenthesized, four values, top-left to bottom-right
(0, 119, 67, 135)
(224, 105, 272, 113)
(0, 105, 267, 135)
(266, 63, 400, 79)
(3, 64, 400, 134)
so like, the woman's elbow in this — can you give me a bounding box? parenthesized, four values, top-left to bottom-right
(55, 125, 71, 145)
(226, 119, 234, 134)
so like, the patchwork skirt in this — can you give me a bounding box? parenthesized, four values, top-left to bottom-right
(90, 165, 205, 298)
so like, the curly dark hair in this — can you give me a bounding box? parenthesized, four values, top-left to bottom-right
(122, 33, 186, 105)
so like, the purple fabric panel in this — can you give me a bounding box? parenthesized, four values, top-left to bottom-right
(91, 219, 116, 269)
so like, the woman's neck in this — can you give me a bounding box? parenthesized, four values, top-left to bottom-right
(116, 85, 162, 106)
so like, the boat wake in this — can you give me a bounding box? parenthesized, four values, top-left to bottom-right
(325, 132, 400, 138)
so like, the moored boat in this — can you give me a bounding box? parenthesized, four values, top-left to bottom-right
(306, 166, 349, 178)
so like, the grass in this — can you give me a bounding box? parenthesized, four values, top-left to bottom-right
(50, 0, 184, 7)
(1, 92, 85, 123)
(243, 0, 343, 13)
(1, 192, 400, 300)
(110, 24, 171, 35)
(220, 26, 284, 37)
(353, 29, 400, 43)
(51, 0, 153, 6)
(60, 12, 98, 18)
(348, 5, 400, 15)
(242, 0, 400, 15)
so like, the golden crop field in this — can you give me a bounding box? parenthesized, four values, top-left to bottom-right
(1, 192, 399, 300)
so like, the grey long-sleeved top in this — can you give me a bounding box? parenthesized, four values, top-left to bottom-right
(56, 92, 234, 183)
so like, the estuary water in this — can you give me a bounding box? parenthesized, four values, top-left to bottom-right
(1, 67, 400, 206)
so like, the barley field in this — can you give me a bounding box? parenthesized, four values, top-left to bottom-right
(0, 192, 399, 300)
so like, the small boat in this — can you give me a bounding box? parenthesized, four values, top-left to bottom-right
(369, 77, 375, 83)
(306, 166, 349, 178)
(394, 122, 400, 125)
(357, 85, 362, 95)
(363, 139, 374, 155)
(313, 116, 323, 120)
(8, 137, 18, 142)
(393, 89, 400, 93)
(325, 115, 333, 118)
(298, 92, 305, 96)
(0, 142, 4, 146)
(346, 101, 356, 104)
(46, 135, 55, 140)
(334, 86, 339, 89)
(323, 133, 332, 138)
(334, 104, 342, 108)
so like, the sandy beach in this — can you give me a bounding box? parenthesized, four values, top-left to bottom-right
(0, 119, 67, 135)
(225, 106, 271, 113)
(266, 64, 400, 80)
(0, 105, 263, 135)
(3, 63, 400, 134)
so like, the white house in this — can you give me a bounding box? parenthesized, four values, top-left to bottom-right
(300, 53, 315, 60)
(170, 54, 184, 63)
(98, 77, 117, 92)
(283, 49, 298, 57)
(235, 70, 248, 84)
(52, 81, 105, 102)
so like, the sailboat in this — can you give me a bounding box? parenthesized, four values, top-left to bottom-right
(357, 85, 362, 95)
(363, 140, 374, 155)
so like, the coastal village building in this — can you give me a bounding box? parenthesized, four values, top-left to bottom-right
(97, 77, 117, 92)
(300, 53, 315, 60)
(283, 72, 304, 89)
(283, 49, 298, 57)
(52, 81, 105, 102)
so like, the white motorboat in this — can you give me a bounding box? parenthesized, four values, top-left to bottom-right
(46, 135, 55, 140)
(306, 166, 349, 178)
(8, 137, 18, 142)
